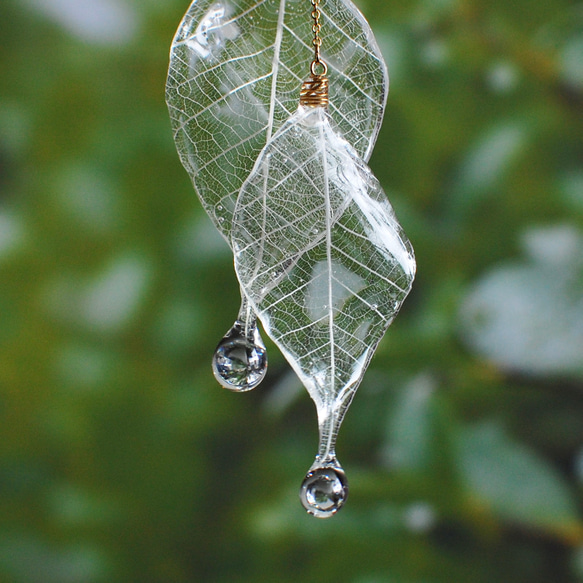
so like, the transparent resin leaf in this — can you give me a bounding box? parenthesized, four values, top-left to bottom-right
(232, 106, 415, 493)
(166, 0, 388, 238)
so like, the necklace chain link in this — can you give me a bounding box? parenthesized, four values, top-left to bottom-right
(310, 0, 327, 75)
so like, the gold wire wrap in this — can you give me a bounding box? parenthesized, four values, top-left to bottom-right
(300, 74, 329, 108)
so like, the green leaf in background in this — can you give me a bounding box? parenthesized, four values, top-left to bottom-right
(382, 373, 439, 473)
(460, 225, 583, 378)
(457, 422, 579, 535)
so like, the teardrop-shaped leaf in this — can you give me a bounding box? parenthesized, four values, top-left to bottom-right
(166, 0, 388, 238)
(232, 107, 415, 448)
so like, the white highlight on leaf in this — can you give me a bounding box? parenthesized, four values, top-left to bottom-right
(306, 260, 365, 322)
(81, 253, 153, 334)
(0, 210, 25, 260)
(521, 224, 582, 266)
(404, 502, 437, 533)
(560, 35, 583, 89)
(457, 123, 527, 194)
(178, 3, 240, 62)
(23, 0, 139, 46)
(459, 225, 583, 377)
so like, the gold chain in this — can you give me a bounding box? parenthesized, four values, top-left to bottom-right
(300, 0, 329, 107)
(310, 0, 327, 75)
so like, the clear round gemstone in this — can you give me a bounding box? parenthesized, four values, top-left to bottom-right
(299, 464, 348, 518)
(211, 322, 267, 391)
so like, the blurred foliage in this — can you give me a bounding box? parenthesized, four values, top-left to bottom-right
(0, 0, 582, 581)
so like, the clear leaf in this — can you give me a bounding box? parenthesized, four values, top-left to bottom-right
(166, 0, 388, 239)
(232, 106, 415, 463)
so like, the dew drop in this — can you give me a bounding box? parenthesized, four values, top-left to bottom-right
(299, 461, 348, 518)
(211, 320, 267, 391)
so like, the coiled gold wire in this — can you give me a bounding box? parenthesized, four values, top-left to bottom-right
(300, 73, 329, 108)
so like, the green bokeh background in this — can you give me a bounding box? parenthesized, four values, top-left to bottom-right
(1, 0, 582, 581)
